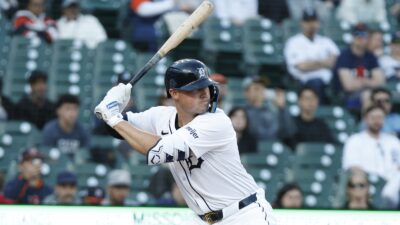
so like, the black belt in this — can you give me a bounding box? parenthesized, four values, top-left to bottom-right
(199, 193, 257, 224)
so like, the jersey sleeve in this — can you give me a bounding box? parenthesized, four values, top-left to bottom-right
(284, 37, 305, 66)
(174, 110, 236, 158)
(125, 106, 172, 134)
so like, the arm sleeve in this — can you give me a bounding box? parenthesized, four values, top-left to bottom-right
(342, 136, 360, 169)
(277, 108, 297, 140)
(174, 112, 236, 158)
(3, 180, 24, 200)
(41, 125, 55, 146)
(125, 106, 167, 134)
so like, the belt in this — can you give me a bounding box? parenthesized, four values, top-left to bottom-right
(199, 193, 257, 224)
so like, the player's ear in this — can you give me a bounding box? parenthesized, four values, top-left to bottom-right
(169, 89, 178, 99)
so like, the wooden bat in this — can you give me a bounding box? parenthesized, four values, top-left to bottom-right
(127, 0, 214, 88)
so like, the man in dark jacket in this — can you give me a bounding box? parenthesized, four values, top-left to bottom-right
(4, 147, 53, 204)
(15, 70, 56, 129)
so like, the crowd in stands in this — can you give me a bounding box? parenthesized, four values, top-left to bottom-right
(0, 0, 399, 210)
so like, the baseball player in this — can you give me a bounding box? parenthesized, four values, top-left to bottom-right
(94, 59, 278, 225)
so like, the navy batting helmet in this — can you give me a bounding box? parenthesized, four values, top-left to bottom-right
(165, 59, 219, 113)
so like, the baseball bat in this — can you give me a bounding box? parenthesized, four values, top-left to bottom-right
(127, 0, 214, 88)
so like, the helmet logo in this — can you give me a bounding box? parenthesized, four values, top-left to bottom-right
(197, 68, 206, 78)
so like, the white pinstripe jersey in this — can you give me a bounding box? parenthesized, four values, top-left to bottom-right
(126, 106, 260, 214)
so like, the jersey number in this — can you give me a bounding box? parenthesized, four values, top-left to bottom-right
(185, 156, 204, 172)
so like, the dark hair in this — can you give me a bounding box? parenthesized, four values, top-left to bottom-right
(228, 106, 250, 132)
(298, 86, 319, 99)
(370, 87, 392, 101)
(363, 104, 385, 117)
(274, 183, 303, 208)
(56, 94, 80, 109)
(27, 70, 48, 84)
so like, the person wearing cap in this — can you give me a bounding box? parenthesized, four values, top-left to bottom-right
(14, 70, 56, 130)
(379, 31, 400, 81)
(41, 94, 90, 158)
(12, 0, 58, 43)
(337, 0, 388, 25)
(79, 186, 106, 205)
(243, 77, 296, 142)
(3, 147, 53, 204)
(43, 171, 81, 205)
(333, 23, 385, 112)
(101, 169, 138, 206)
(284, 8, 339, 104)
(57, 0, 107, 49)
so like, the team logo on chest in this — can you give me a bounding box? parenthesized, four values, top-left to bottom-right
(185, 155, 204, 172)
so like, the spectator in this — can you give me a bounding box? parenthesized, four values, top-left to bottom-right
(15, 70, 55, 129)
(147, 166, 174, 199)
(379, 31, 400, 81)
(175, 0, 202, 14)
(157, 182, 186, 206)
(0, 78, 16, 121)
(0, 172, 13, 204)
(4, 147, 52, 204)
(13, 0, 58, 43)
(57, 0, 107, 49)
(284, 8, 339, 103)
(336, 0, 388, 25)
(273, 183, 303, 208)
(244, 77, 296, 142)
(367, 29, 384, 57)
(257, 0, 290, 24)
(43, 171, 81, 205)
(343, 167, 374, 209)
(210, 73, 230, 112)
(79, 186, 105, 205)
(129, 0, 174, 52)
(42, 94, 90, 158)
(102, 169, 138, 206)
(360, 87, 400, 137)
(212, 0, 258, 26)
(342, 105, 400, 208)
(287, 0, 340, 22)
(333, 23, 385, 111)
(0, 0, 18, 19)
(228, 106, 257, 154)
(285, 87, 335, 149)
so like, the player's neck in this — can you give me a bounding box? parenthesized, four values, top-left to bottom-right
(176, 113, 194, 128)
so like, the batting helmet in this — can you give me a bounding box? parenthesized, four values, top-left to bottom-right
(165, 59, 219, 113)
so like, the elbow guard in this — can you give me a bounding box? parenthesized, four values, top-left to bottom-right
(147, 135, 191, 165)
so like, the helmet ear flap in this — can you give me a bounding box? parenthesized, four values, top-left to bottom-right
(208, 84, 219, 113)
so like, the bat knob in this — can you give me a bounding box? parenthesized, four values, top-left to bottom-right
(95, 112, 103, 120)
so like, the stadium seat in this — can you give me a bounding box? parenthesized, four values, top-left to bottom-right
(293, 143, 342, 172)
(242, 18, 286, 87)
(80, 0, 125, 39)
(3, 37, 52, 102)
(156, 13, 204, 61)
(202, 17, 243, 77)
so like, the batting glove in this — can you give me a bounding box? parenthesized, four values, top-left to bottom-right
(103, 83, 132, 113)
(94, 99, 124, 127)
